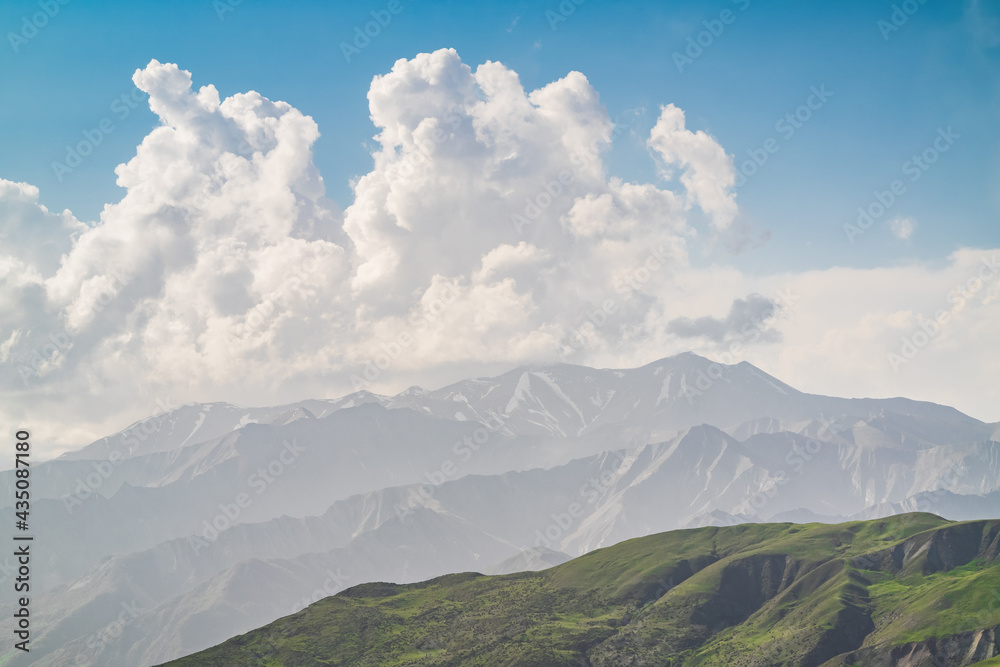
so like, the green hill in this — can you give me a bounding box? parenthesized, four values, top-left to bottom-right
(161, 513, 1000, 666)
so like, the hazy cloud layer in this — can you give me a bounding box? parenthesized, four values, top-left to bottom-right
(2, 50, 999, 455)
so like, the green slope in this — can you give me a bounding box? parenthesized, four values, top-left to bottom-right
(161, 513, 1000, 667)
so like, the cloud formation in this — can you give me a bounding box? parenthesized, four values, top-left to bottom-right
(1, 50, 740, 452)
(666, 294, 782, 344)
(2, 49, 998, 456)
(889, 216, 916, 241)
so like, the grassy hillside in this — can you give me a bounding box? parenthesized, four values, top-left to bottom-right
(161, 513, 1000, 666)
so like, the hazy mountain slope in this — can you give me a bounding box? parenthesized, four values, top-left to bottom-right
(4, 404, 530, 589)
(4, 354, 999, 666)
(27, 508, 519, 667)
(160, 514, 1000, 667)
(14, 456, 623, 666)
(5, 354, 992, 512)
(19, 481, 474, 662)
(370, 354, 994, 446)
(28, 423, 1000, 666)
(58, 401, 338, 461)
(486, 547, 571, 575)
(853, 489, 1000, 522)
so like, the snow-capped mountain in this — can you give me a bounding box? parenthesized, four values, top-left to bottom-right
(1, 353, 996, 666)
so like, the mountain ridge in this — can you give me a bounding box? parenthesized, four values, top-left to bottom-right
(45, 353, 998, 468)
(3, 352, 998, 666)
(159, 513, 1000, 667)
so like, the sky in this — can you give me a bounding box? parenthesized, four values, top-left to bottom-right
(2, 0, 999, 458)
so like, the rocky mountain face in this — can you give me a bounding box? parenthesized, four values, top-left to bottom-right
(1, 353, 997, 666)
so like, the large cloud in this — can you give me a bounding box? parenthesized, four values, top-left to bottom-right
(342, 49, 705, 370)
(2, 50, 998, 457)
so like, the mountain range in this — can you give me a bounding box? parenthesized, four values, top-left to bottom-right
(160, 513, 1000, 666)
(2, 353, 998, 666)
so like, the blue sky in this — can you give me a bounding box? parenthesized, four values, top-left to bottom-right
(3, 0, 997, 272)
(3, 0, 1000, 453)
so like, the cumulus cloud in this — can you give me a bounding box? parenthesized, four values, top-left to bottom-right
(2, 50, 999, 457)
(647, 104, 737, 229)
(0, 180, 86, 276)
(0, 50, 740, 454)
(339, 48, 719, 368)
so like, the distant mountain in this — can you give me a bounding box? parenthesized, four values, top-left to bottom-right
(1, 353, 997, 666)
(34, 352, 998, 471)
(161, 513, 1000, 667)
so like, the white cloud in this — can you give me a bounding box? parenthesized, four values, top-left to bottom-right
(2, 50, 998, 458)
(889, 216, 916, 240)
(647, 104, 737, 229)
